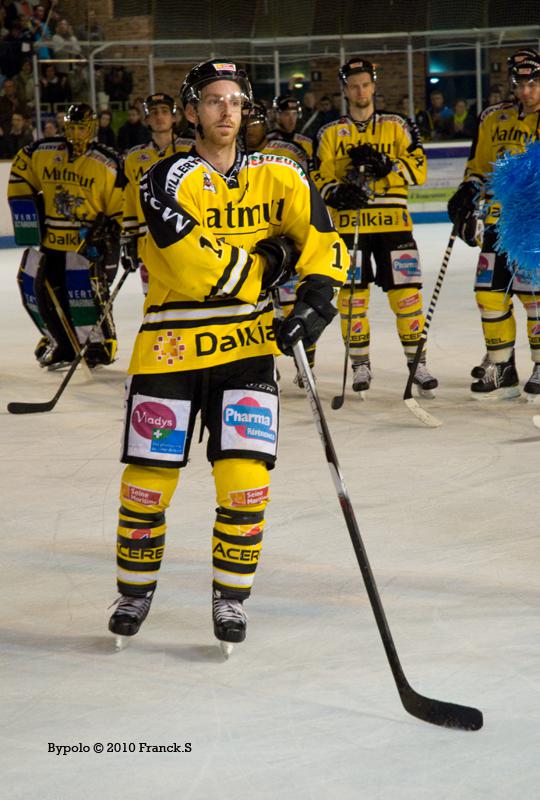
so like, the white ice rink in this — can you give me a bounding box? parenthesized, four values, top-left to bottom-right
(2, 224, 539, 799)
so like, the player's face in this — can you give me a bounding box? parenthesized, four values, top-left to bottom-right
(189, 80, 243, 145)
(279, 109, 298, 133)
(513, 77, 540, 112)
(245, 120, 266, 149)
(147, 104, 175, 133)
(344, 73, 376, 111)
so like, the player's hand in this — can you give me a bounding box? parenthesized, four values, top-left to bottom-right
(447, 181, 481, 224)
(120, 237, 140, 272)
(348, 143, 393, 178)
(274, 277, 337, 356)
(254, 235, 299, 290)
(325, 182, 370, 211)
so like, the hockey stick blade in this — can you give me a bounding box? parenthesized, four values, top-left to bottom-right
(404, 397, 442, 428)
(8, 399, 57, 414)
(331, 395, 344, 410)
(400, 683, 483, 731)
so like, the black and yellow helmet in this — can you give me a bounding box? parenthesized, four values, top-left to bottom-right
(64, 103, 97, 156)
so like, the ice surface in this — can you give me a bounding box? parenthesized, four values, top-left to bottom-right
(1, 224, 539, 799)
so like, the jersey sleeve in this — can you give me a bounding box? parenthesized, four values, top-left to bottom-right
(385, 116, 427, 188)
(122, 156, 143, 238)
(8, 144, 40, 201)
(139, 163, 265, 304)
(311, 126, 341, 202)
(463, 112, 491, 187)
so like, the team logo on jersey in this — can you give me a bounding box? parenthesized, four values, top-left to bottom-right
(153, 331, 186, 365)
(138, 152, 151, 162)
(223, 396, 276, 444)
(392, 252, 420, 278)
(202, 171, 216, 193)
(54, 186, 85, 220)
(338, 127, 349, 137)
(53, 153, 63, 164)
(131, 400, 186, 455)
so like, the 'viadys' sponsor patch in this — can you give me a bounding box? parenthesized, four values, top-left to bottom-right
(126, 393, 191, 463)
(221, 389, 278, 457)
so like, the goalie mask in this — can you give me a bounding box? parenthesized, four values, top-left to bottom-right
(180, 59, 253, 112)
(64, 103, 98, 157)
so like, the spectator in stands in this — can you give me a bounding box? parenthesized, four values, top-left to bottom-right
(14, 58, 35, 108)
(55, 109, 65, 134)
(30, 3, 53, 60)
(448, 98, 475, 139)
(400, 94, 431, 140)
(43, 118, 58, 136)
(97, 109, 116, 148)
(376, 93, 386, 111)
(68, 61, 90, 104)
(300, 90, 317, 135)
(52, 18, 82, 60)
(426, 88, 453, 140)
(0, 6, 8, 39)
(0, 76, 28, 131)
(40, 63, 71, 106)
(104, 65, 133, 103)
(77, 9, 104, 43)
(486, 84, 504, 107)
(331, 91, 343, 117)
(0, 110, 32, 156)
(0, 19, 32, 78)
(3, 1, 33, 28)
(116, 105, 150, 152)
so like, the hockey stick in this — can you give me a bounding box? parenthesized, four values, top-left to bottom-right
(44, 280, 93, 379)
(331, 208, 361, 410)
(402, 226, 457, 428)
(293, 338, 483, 730)
(7, 268, 131, 415)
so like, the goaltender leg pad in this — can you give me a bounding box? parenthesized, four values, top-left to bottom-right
(9, 196, 41, 247)
(116, 463, 179, 596)
(17, 248, 49, 338)
(337, 286, 370, 359)
(206, 356, 279, 468)
(475, 290, 515, 358)
(212, 458, 269, 599)
(387, 287, 425, 358)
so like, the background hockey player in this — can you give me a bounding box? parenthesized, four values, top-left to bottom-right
(108, 60, 347, 654)
(122, 92, 193, 294)
(8, 103, 124, 369)
(448, 49, 540, 400)
(267, 94, 313, 169)
(312, 57, 437, 396)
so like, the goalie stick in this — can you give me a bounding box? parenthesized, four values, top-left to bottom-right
(7, 268, 131, 415)
(293, 338, 483, 730)
(403, 226, 457, 428)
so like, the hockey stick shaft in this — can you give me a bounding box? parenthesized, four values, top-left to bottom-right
(293, 339, 482, 729)
(403, 227, 457, 401)
(333, 209, 361, 408)
(8, 268, 131, 415)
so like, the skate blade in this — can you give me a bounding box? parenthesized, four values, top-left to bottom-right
(113, 634, 130, 651)
(219, 641, 234, 659)
(471, 386, 521, 401)
(415, 386, 436, 399)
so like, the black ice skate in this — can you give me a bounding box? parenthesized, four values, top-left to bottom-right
(524, 363, 540, 401)
(109, 590, 154, 649)
(352, 359, 371, 397)
(470, 357, 520, 400)
(471, 350, 514, 379)
(408, 356, 438, 398)
(213, 589, 247, 659)
(38, 342, 75, 370)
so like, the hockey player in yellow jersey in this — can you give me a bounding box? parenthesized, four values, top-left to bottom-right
(267, 94, 313, 168)
(8, 103, 124, 368)
(245, 100, 311, 172)
(313, 57, 437, 396)
(448, 49, 540, 400)
(122, 92, 192, 294)
(108, 60, 348, 654)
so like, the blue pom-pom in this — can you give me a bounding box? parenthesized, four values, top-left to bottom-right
(489, 140, 540, 284)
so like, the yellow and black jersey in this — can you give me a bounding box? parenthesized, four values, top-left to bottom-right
(8, 137, 124, 251)
(123, 137, 193, 241)
(130, 148, 348, 374)
(266, 129, 313, 165)
(312, 113, 426, 235)
(463, 101, 540, 224)
(258, 136, 310, 173)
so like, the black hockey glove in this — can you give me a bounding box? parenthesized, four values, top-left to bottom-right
(254, 235, 299, 291)
(81, 212, 109, 261)
(120, 236, 140, 272)
(447, 181, 483, 247)
(348, 144, 393, 179)
(274, 276, 338, 356)
(325, 182, 370, 211)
